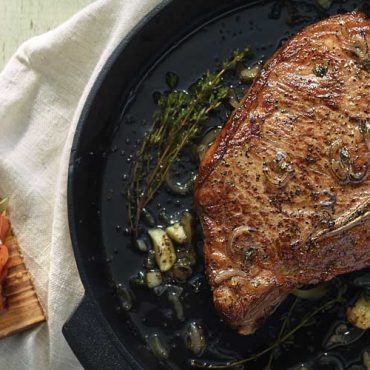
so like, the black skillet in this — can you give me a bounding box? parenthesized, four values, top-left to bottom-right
(63, 1, 369, 369)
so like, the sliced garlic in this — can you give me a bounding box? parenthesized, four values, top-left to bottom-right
(148, 228, 177, 272)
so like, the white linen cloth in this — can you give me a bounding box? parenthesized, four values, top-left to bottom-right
(0, 0, 160, 368)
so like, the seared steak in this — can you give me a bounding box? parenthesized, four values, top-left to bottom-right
(195, 11, 370, 335)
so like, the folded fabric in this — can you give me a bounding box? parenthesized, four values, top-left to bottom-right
(0, 0, 159, 368)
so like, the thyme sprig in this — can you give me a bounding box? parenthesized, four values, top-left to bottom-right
(190, 281, 347, 369)
(128, 48, 251, 233)
(265, 298, 298, 370)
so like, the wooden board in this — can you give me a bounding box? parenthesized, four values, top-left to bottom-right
(0, 233, 46, 338)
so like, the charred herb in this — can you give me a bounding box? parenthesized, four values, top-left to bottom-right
(263, 151, 295, 188)
(313, 64, 328, 77)
(128, 48, 251, 233)
(329, 139, 369, 185)
(363, 59, 370, 72)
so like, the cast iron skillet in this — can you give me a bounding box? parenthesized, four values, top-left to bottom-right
(63, 1, 369, 369)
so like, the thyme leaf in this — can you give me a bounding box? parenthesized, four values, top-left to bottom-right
(190, 281, 347, 369)
(128, 48, 251, 233)
(265, 298, 298, 370)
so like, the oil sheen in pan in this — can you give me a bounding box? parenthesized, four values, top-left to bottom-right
(100, 1, 368, 369)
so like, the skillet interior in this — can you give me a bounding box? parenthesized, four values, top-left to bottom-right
(66, 0, 369, 369)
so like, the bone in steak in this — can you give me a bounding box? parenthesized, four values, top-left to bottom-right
(195, 11, 370, 335)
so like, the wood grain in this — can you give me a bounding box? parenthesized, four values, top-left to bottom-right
(0, 233, 46, 338)
(0, 0, 93, 69)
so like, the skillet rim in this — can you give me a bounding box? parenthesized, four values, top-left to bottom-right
(65, 1, 172, 368)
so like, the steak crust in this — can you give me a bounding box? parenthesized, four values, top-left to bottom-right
(195, 11, 370, 335)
